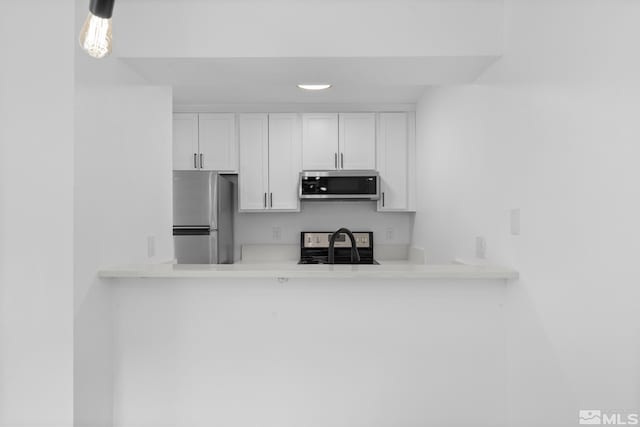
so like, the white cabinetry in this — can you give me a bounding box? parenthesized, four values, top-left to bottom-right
(268, 114, 302, 210)
(376, 112, 415, 212)
(172, 113, 237, 172)
(302, 113, 338, 170)
(339, 113, 376, 170)
(302, 113, 376, 170)
(172, 113, 199, 170)
(239, 113, 301, 212)
(238, 114, 269, 211)
(198, 113, 237, 172)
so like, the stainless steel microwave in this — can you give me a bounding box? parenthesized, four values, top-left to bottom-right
(299, 170, 380, 200)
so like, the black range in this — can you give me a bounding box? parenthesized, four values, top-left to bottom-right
(299, 231, 379, 265)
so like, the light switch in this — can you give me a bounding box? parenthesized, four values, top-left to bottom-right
(475, 236, 486, 259)
(510, 208, 521, 236)
(147, 235, 156, 258)
(272, 227, 282, 241)
(386, 228, 394, 241)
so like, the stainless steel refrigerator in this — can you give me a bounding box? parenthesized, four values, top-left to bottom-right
(173, 171, 234, 264)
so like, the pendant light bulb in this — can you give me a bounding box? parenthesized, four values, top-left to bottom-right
(79, 12, 112, 59)
(79, 0, 115, 59)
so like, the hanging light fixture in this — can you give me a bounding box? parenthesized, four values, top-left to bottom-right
(79, 0, 115, 59)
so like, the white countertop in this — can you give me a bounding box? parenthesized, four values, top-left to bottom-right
(98, 261, 518, 281)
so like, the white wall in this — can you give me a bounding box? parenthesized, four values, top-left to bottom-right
(112, 278, 507, 427)
(0, 1, 74, 426)
(116, 0, 502, 58)
(74, 85, 174, 427)
(414, 1, 640, 425)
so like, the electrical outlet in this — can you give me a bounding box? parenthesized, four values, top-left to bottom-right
(147, 235, 156, 258)
(510, 208, 521, 236)
(386, 227, 394, 241)
(272, 227, 282, 241)
(475, 236, 486, 259)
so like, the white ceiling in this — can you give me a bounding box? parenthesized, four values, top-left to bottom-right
(122, 56, 498, 105)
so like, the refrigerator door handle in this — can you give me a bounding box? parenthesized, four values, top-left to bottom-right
(210, 172, 219, 229)
(173, 226, 211, 236)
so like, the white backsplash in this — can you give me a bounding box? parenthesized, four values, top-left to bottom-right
(229, 176, 414, 260)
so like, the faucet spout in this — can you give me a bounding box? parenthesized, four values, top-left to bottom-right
(328, 228, 361, 264)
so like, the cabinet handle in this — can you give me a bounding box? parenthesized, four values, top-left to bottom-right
(341, 153, 344, 169)
(264, 193, 267, 208)
(334, 153, 338, 169)
(193, 153, 197, 169)
(382, 192, 385, 207)
(270, 193, 273, 208)
(200, 153, 204, 169)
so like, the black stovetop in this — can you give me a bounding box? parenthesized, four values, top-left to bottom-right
(298, 256, 379, 265)
(299, 231, 377, 265)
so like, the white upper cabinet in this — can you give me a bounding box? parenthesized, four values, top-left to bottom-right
(268, 114, 301, 211)
(302, 113, 339, 170)
(376, 112, 416, 212)
(172, 113, 237, 172)
(173, 113, 199, 170)
(198, 113, 237, 172)
(238, 113, 301, 212)
(238, 114, 269, 211)
(339, 113, 376, 170)
(302, 113, 376, 170)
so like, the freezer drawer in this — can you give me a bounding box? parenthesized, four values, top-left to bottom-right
(173, 229, 218, 264)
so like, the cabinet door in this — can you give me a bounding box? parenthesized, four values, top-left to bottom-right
(173, 113, 199, 170)
(377, 113, 414, 211)
(302, 113, 339, 170)
(268, 114, 301, 211)
(339, 113, 376, 170)
(238, 114, 269, 211)
(198, 113, 237, 172)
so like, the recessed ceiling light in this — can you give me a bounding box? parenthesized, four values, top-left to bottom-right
(297, 84, 332, 91)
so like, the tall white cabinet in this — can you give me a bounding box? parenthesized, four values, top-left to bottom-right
(239, 113, 301, 212)
(172, 113, 237, 172)
(268, 114, 302, 210)
(238, 114, 269, 211)
(376, 112, 415, 212)
(302, 113, 376, 170)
